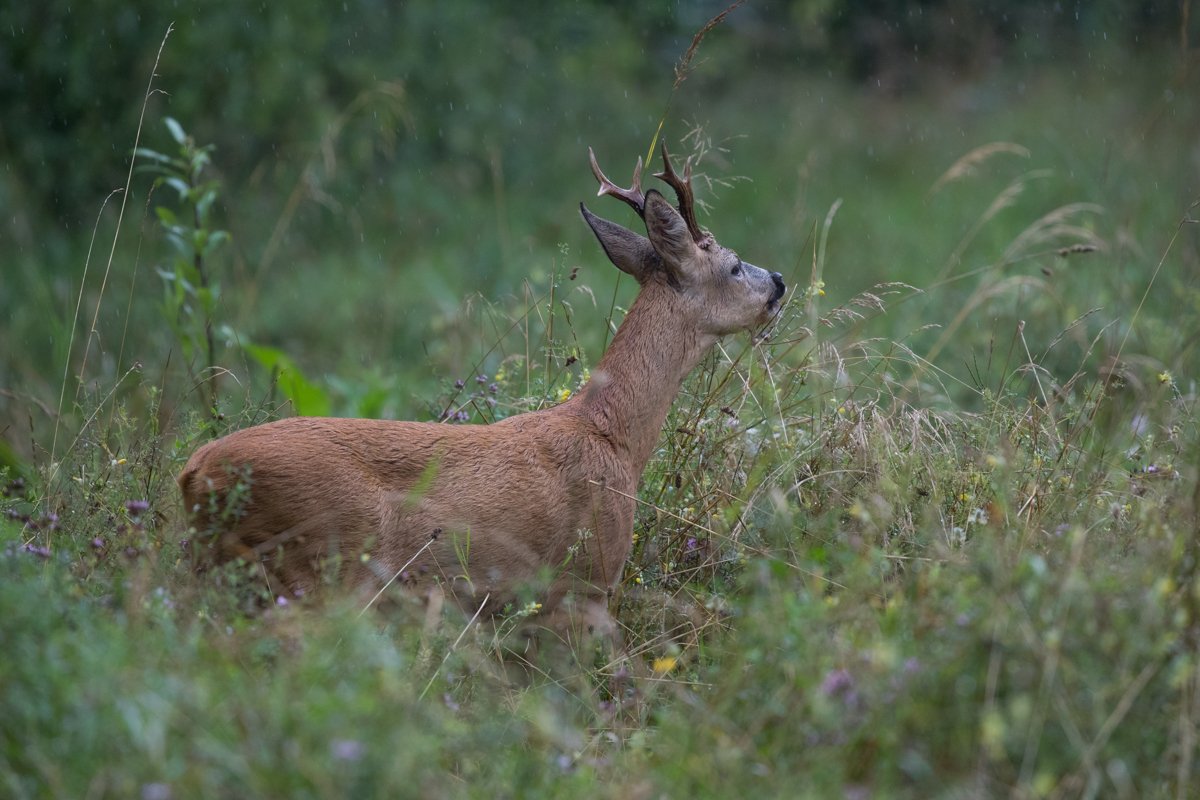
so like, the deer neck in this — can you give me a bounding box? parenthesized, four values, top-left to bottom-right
(578, 281, 711, 475)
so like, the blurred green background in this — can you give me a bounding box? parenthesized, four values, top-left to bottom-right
(4, 5, 1200, 796)
(2, 0, 1197, 466)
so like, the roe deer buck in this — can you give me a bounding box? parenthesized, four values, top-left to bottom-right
(178, 141, 785, 632)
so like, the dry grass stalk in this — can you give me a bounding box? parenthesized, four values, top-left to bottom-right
(927, 141, 1031, 199)
(673, 1, 748, 91)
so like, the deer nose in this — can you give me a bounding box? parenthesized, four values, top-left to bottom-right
(770, 272, 786, 301)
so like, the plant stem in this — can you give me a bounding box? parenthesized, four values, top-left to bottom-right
(193, 177, 218, 416)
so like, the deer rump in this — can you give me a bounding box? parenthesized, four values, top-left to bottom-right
(178, 414, 635, 612)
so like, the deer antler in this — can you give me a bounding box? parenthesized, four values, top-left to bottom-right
(589, 147, 645, 216)
(653, 140, 711, 247)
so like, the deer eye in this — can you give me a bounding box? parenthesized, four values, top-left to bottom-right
(731, 263, 742, 276)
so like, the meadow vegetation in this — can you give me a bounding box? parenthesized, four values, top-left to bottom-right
(3, 2, 1200, 797)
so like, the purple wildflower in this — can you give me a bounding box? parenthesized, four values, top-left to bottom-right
(843, 785, 871, 800)
(125, 500, 150, 516)
(820, 668, 854, 696)
(443, 693, 460, 712)
(476, 374, 487, 383)
(331, 739, 365, 761)
(276, 595, 288, 607)
(141, 784, 171, 800)
(21, 543, 51, 558)
(454, 379, 465, 389)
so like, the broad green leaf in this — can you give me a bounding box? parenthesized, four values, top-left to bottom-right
(164, 117, 187, 144)
(165, 177, 190, 199)
(356, 387, 389, 419)
(278, 370, 332, 417)
(243, 343, 331, 417)
(243, 343, 288, 369)
(133, 147, 173, 164)
(196, 189, 217, 220)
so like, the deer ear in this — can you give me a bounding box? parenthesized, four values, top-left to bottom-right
(642, 190, 696, 270)
(581, 203, 657, 282)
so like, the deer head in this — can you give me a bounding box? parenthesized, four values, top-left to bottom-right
(581, 141, 785, 339)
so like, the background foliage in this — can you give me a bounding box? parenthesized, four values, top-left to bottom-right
(2, 1, 1200, 797)
(3, 0, 1197, 442)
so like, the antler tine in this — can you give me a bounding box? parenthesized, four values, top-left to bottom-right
(589, 147, 645, 216)
(652, 140, 709, 246)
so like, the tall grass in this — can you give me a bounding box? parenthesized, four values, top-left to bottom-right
(4, 150, 1199, 796)
(4, 20, 1200, 800)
